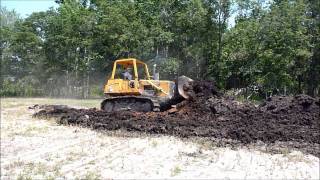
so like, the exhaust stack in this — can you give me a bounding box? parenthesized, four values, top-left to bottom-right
(153, 64, 159, 80)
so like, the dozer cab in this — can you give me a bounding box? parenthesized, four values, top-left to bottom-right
(101, 58, 193, 112)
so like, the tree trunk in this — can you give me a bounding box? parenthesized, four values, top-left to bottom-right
(307, 47, 320, 96)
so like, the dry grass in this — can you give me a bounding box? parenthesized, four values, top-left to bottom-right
(1, 98, 319, 179)
(1, 97, 100, 109)
(171, 165, 182, 176)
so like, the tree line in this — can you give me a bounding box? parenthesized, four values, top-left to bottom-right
(0, 0, 319, 98)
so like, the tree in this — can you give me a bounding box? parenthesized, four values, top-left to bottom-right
(1, 0, 318, 97)
(223, 0, 315, 96)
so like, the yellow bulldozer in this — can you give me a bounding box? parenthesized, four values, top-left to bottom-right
(101, 58, 194, 112)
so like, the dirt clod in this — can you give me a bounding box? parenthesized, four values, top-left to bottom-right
(33, 81, 320, 157)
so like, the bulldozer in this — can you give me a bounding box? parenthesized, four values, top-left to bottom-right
(101, 58, 194, 112)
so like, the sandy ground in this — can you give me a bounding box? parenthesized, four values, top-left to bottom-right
(1, 98, 319, 179)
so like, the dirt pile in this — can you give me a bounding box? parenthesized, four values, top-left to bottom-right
(33, 81, 320, 156)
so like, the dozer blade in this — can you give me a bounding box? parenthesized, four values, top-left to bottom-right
(177, 75, 194, 100)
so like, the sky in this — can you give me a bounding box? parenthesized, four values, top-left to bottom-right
(1, 0, 58, 18)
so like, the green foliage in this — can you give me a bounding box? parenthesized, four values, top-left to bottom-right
(159, 58, 180, 80)
(89, 85, 103, 98)
(0, 7, 21, 29)
(0, 78, 43, 97)
(0, 0, 319, 98)
(223, 0, 318, 95)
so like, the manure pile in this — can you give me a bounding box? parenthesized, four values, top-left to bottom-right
(33, 81, 320, 156)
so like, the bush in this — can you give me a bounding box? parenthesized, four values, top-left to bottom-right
(159, 58, 179, 80)
(0, 78, 43, 97)
(89, 85, 104, 98)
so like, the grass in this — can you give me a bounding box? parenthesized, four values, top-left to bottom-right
(17, 174, 32, 180)
(35, 162, 48, 175)
(2, 97, 319, 179)
(15, 160, 63, 179)
(4, 122, 50, 137)
(9, 160, 25, 169)
(279, 147, 291, 156)
(45, 175, 56, 180)
(1, 97, 101, 109)
(151, 140, 158, 147)
(285, 151, 313, 164)
(52, 164, 62, 177)
(23, 126, 49, 136)
(171, 165, 182, 176)
(66, 150, 88, 162)
(83, 171, 101, 180)
(88, 160, 96, 165)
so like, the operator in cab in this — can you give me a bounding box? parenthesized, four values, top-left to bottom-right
(123, 67, 133, 80)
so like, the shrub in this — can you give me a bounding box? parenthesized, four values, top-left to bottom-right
(0, 77, 43, 97)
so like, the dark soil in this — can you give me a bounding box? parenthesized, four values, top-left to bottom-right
(33, 81, 320, 157)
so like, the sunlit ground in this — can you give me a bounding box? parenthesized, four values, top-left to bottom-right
(1, 98, 319, 179)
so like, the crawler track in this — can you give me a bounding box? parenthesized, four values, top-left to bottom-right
(101, 96, 160, 112)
